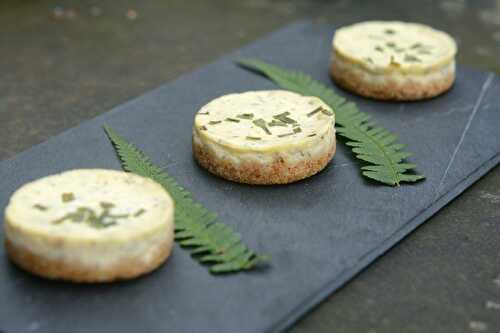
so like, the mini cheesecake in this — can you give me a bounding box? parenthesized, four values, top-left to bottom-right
(192, 90, 336, 185)
(4, 169, 174, 283)
(331, 21, 457, 101)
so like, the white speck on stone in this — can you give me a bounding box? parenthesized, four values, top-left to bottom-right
(486, 300, 500, 310)
(440, 0, 466, 16)
(493, 275, 500, 287)
(480, 191, 500, 204)
(493, 31, 500, 42)
(126, 9, 138, 20)
(475, 46, 492, 57)
(479, 8, 500, 26)
(469, 321, 488, 331)
(27, 322, 41, 332)
(90, 6, 102, 17)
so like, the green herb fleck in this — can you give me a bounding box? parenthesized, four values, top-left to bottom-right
(321, 108, 334, 116)
(52, 201, 128, 229)
(268, 119, 288, 127)
(417, 49, 431, 55)
(246, 136, 261, 141)
(307, 133, 317, 137)
(386, 42, 397, 48)
(198, 112, 210, 115)
(293, 127, 302, 133)
(225, 117, 240, 123)
(307, 107, 323, 117)
(236, 113, 254, 120)
(33, 204, 48, 211)
(208, 120, 222, 125)
(273, 112, 297, 124)
(384, 28, 396, 35)
(410, 43, 422, 49)
(61, 192, 75, 203)
(253, 118, 271, 135)
(368, 34, 384, 40)
(277, 132, 294, 138)
(199, 125, 207, 131)
(100, 202, 115, 210)
(404, 54, 421, 62)
(394, 48, 405, 53)
(375, 46, 384, 52)
(134, 208, 146, 217)
(365, 57, 374, 64)
(389, 56, 401, 67)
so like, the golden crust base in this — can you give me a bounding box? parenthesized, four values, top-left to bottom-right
(330, 60, 455, 101)
(193, 138, 336, 185)
(5, 238, 172, 283)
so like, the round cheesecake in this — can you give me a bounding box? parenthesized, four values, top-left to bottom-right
(331, 21, 457, 101)
(4, 169, 174, 283)
(192, 90, 336, 185)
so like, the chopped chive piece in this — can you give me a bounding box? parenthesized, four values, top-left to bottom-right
(199, 125, 207, 131)
(384, 28, 396, 34)
(410, 42, 422, 49)
(273, 112, 297, 124)
(386, 42, 396, 48)
(134, 209, 146, 217)
(61, 192, 75, 203)
(404, 54, 421, 62)
(368, 34, 383, 40)
(100, 202, 115, 209)
(246, 136, 261, 141)
(33, 204, 48, 211)
(253, 118, 271, 135)
(307, 133, 317, 137)
(225, 117, 240, 123)
(52, 203, 127, 229)
(390, 56, 400, 66)
(293, 127, 302, 133)
(237, 113, 254, 120)
(375, 46, 384, 52)
(278, 132, 294, 138)
(395, 48, 405, 53)
(208, 121, 222, 125)
(307, 107, 323, 117)
(321, 108, 334, 116)
(268, 120, 288, 127)
(198, 112, 210, 115)
(417, 49, 431, 55)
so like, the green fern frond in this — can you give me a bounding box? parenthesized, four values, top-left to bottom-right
(104, 126, 267, 273)
(237, 59, 425, 186)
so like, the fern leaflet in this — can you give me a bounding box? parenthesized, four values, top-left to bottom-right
(104, 126, 266, 273)
(237, 59, 425, 186)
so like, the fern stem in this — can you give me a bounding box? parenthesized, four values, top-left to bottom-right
(104, 126, 267, 274)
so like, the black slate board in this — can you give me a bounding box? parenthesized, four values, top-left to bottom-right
(0, 21, 499, 333)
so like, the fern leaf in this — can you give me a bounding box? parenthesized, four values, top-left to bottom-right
(237, 59, 425, 186)
(104, 126, 267, 273)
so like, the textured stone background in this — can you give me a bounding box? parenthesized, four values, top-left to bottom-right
(0, 1, 499, 332)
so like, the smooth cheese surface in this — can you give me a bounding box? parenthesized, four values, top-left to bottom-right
(5, 169, 174, 243)
(193, 90, 335, 154)
(333, 21, 457, 74)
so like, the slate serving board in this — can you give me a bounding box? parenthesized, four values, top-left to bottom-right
(0, 21, 499, 333)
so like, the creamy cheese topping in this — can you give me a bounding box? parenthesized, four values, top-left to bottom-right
(333, 21, 457, 74)
(333, 54, 455, 85)
(193, 90, 335, 153)
(5, 169, 173, 243)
